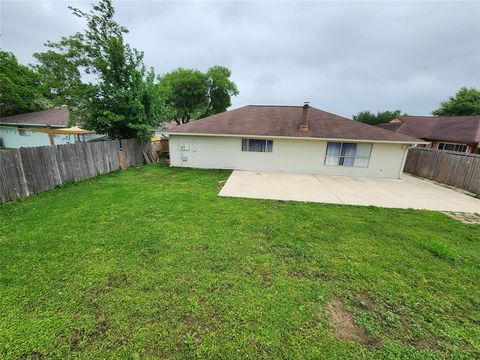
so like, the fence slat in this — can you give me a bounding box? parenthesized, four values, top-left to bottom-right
(0, 138, 144, 204)
(404, 148, 480, 194)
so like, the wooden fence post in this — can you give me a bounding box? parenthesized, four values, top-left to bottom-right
(119, 148, 127, 170)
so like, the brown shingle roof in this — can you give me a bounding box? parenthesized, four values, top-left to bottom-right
(169, 105, 422, 143)
(378, 115, 480, 144)
(376, 122, 405, 132)
(0, 107, 69, 126)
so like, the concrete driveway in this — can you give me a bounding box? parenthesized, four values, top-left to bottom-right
(219, 171, 480, 213)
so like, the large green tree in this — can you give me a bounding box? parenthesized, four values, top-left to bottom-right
(352, 110, 402, 125)
(158, 68, 209, 125)
(203, 66, 239, 117)
(0, 51, 49, 117)
(33, 50, 91, 125)
(158, 65, 238, 125)
(40, 0, 162, 142)
(432, 87, 480, 116)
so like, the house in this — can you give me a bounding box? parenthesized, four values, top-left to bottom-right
(168, 104, 424, 179)
(377, 115, 480, 154)
(154, 120, 179, 137)
(0, 107, 99, 148)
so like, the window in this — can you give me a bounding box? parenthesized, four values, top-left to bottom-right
(325, 142, 372, 167)
(18, 129, 31, 136)
(241, 139, 273, 152)
(438, 142, 467, 153)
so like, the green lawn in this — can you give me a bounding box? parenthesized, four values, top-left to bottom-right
(1, 165, 479, 359)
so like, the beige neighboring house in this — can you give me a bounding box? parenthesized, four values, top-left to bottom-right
(168, 104, 425, 179)
(377, 115, 480, 154)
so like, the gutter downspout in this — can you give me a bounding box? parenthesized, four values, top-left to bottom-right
(398, 144, 415, 178)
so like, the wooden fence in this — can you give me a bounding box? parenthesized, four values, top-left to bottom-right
(404, 148, 480, 194)
(0, 139, 148, 204)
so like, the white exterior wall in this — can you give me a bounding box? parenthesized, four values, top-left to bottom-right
(169, 135, 409, 179)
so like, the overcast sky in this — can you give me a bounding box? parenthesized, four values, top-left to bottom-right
(1, 0, 479, 117)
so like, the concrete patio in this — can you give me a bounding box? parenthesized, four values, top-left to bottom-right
(219, 170, 480, 213)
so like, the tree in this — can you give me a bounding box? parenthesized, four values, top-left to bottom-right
(158, 65, 238, 125)
(432, 87, 480, 116)
(33, 50, 91, 125)
(40, 0, 162, 142)
(203, 66, 239, 117)
(158, 68, 209, 125)
(0, 51, 49, 117)
(353, 110, 402, 125)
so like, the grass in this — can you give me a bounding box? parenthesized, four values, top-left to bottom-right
(0, 164, 479, 359)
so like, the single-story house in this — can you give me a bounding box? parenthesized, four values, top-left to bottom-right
(0, 107, 98, 148)
(377, 115, 480, 154)
(168, 104, 424, 179)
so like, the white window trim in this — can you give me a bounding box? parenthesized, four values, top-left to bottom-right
(437, 142, 468, 153)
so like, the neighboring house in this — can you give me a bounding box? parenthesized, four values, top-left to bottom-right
(153, 120, 178, 139)
(168, 104, 424, 179)
(377, 115, 480, 154)
(153, 120, 180, 139)
(0, 107, 97, 148)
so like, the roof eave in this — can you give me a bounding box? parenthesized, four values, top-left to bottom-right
(424, 137, 479, 144)
(0, 122, 66, 127)
(168, 132, 427, 144)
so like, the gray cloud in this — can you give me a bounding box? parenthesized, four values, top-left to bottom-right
(1, 0, 479, 117)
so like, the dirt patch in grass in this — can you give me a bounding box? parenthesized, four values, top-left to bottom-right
(107, 273, 128, 288)
(180, 311, 222, 351)
(70, 319, 109, 352)
(326, 298, 371, 345)
(180, 315, 202, 351)
(290, 268, 332, 281)
(20, 351, 46, 359)
(357, 292, 376, 311)
(258, 270, 274, 287)
(70, 273, 127, 352)
(411, 339, 435, 350)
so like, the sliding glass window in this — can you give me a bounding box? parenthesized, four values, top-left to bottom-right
(325, 142, 372, 167)
(241, 139, 273, 152)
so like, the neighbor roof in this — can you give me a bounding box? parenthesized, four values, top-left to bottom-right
(0, 107, 69, 127)
(169, 105, 423, 143)
(377, 115, 480, 144)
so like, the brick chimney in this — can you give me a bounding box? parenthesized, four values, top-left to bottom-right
(298, 102, 310, 132)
